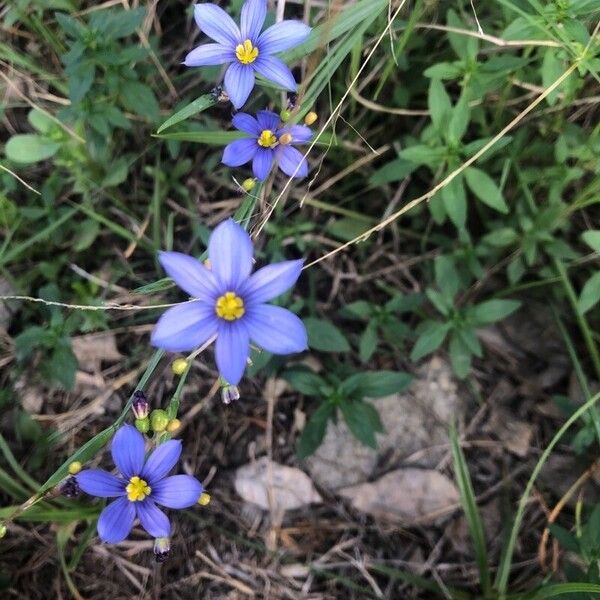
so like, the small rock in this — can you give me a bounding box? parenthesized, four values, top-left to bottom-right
(339, 468, 459, 525)
(306, 357, 463, 490)
(234, 457, 322, 512)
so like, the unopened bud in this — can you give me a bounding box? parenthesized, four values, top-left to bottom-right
(150, 409, 169, 432)
(304, 111, 318, 126)
(0, 523, 6, 538)
(242, 178, 256, 192)
(135, 417, 150, 434)
(166, 418, 181, 433)
(153, 537, 170, 563)
(198, 492, 211, 506)
(221, 384, 240, 405)
(279, 133, 293, 145)
(131, 390, 149, 419)
(280, 109, 291, 122)
(68, 461, 82, 475)
(171, 358, 188, 376)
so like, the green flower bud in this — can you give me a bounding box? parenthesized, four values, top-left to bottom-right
(135, 417, 150, 433)
(150, 409, 169, 433)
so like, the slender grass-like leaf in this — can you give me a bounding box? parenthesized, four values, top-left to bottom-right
(450, 423, 491, 596)
(156, 94, 217, 133)
(154, 130, 245, 144)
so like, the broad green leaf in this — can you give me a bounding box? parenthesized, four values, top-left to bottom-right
(435, 255, 460, 300)
(448, 91, 470, 144)
(342, 371, 413, 398)
(359, 322, 379, 363)
(297, 402, 335, 459)
(340, 400, 382, 448)
(369, 158, 417, 186)
(447, 9, 479, 60)
(410, 321, 451, 361)
(464, 167, 509, 213)
(448, 333, 471, 379)
(426, 288, 452, 316)
(423, 62, 463, 79)
(582, 230, 600, 252)
(282, 368, 326, 396)
(541, 49, 563, 106)
(326, 217, 369, 242)
(428, 79, 452, 132)
(342, 301, 372, 319)
(120, 81, 159, 121)
(548, 523, 580, 553)
(469, 299, 521, 326)
(441, 173, 466, 229)
(156, 94, 217, 133)
(27, 109, 54, 134)
(399, 145, 446, 168)
(48, 339, 78, 390)
(578, 271, 600, 314)
(482, 227, 517, 247)
(304, 317, 350, 353)
(5, 134, 60, 164)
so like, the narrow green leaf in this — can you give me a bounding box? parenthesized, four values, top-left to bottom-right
(154, 130, 246, 145)
(469, 299, 521, 326)
(582, 230, 600, 252)
(156, 94, 217, 133)
(297, 402, 335, 459)
(410, 321, 451, 362)
(340, 400, 381, 448)
(428, 79, 452, 132)
(578, 271, 600, 314)
(464, 167, 509, 213)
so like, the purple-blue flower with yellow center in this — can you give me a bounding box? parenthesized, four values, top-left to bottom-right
(223, 110, 311, 180)
(76, 425, 203, 544)
(184, 0, 311, 108)
(151, 219, 307, 385)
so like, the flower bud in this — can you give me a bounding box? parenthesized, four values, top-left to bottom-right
(59, 475, 80, 498)
(150, 409, 169, 432)
(68, 461, 82, 475)
(198, 492, 211, 506)
(221, 384, 240, 405)
(280, 109, 291, 122)
(304, 111, 318, 126)
(166, 418, 181, 433)
(131, 390, 149, 419)
(171, 358, 188, 376)
(242, 178, 256, 192)
(278, 133, 293, 145)
(0, 523, 6, 538)
(153, 537, 170, 563)
(135, 417, 150, 434)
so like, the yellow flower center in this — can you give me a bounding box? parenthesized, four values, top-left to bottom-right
(126, 476, 151, 502)
(235, 39, 259, 64)
(215, 291, 245, 321)
(258, 129, 277, 148)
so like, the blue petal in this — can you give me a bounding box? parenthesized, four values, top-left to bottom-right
(256, 110, 280, 132)
(245, 304, 307, 354)
(258, 21, 311, 54)
(194, 4, 241, 46)
(252, 148, 274, 180)
(276, 145, 308, 178)
(77, 469, 126, 498)
(224, 63, 255, 109)
(278, 124, 312, 143)
(208, 219, 254, 289)
(253, 56, 297, 91)
(111, 425, 145, 479)
(215, 321, 250, 385)
(239, 259, 303, 305)
(151, 475, 203, 509)
(232, 112, 261, 136)
(136, 500, 171, 538)
(97, 497, 135, 544)
(159, 251, 220, 299)
(240, 0, 267, 40)
(222, 138, 258, 167)
(184, 43, 235, 66)
(151, 303, 218, 353)
(142, 440, 182, 484)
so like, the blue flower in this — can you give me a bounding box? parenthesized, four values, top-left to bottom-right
(184, 0, 311, 108)
(222, 110, 312, 180)
(151, 219, 307, 385)
(77, 425, 203, 544)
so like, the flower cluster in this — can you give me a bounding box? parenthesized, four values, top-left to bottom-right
(185, 0, 311, 108)
(77, 425, 203, 544)
(151, 219, 307, 385)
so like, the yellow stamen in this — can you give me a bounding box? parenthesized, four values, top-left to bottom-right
(198, 492, 211, 506)
(126, 476, 151, 502)
(68, 461, 82, 475)
(258, 129, 277, 148)
(215, 292, 245, 321)
(235, 39, 259, 64)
